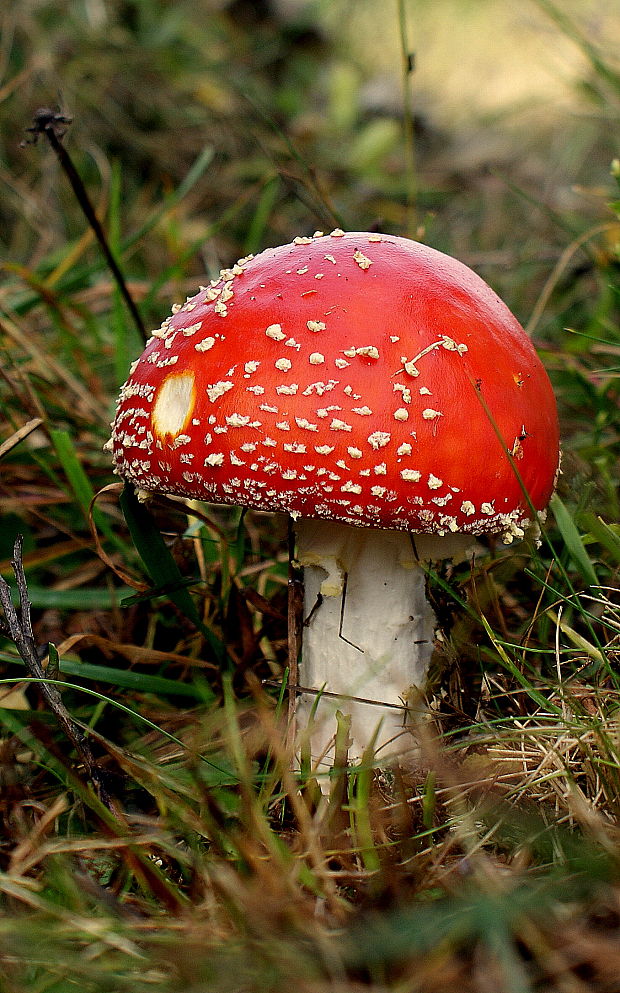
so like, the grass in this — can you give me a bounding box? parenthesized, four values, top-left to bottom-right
(1, 1, 620, 990)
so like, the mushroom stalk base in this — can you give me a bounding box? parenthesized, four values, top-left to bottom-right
(296, 519, 447, 767)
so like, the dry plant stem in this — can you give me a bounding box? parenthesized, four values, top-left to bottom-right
(525, 220, 616, 334)
(24, 108, 147, 344)
(0, 417, 43, 460)
(397, 0, 417, 236)
(0, 535, 112, 807)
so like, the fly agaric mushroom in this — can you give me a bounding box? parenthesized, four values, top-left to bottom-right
(108, 231, 559, 765)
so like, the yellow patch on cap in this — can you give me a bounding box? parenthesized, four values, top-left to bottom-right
(152, 372, 196, 439)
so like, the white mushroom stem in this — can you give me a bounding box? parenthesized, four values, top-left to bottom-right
(295, 519, 473, 768)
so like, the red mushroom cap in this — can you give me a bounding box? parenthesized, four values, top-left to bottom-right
(109, 231, 559, 540)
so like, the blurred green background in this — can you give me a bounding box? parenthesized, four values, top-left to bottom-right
(3, 0, 619, 319)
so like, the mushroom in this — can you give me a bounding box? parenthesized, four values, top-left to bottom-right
(108, 231, 559, 765)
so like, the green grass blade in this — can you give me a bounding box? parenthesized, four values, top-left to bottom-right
(60, 658, 209, 699)
(0, 648, 207, 699)
(9, 585, 134, 610)
(49, 427, 98, 522)
(49, 428, 120, 549)
(0, 675, 235, 782)
(550, 493, 599, 588)
(119, 484, 225, 662)
(581, 512, 620, 566)
(243, 175, 280, 256)
(478, 611, 562, 714)
(122, 144, 216, 254)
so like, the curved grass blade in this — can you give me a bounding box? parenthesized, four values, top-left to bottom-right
(119, 484, 225, 663)
(550, 493, 599, 589)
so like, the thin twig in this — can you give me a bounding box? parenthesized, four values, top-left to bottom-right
(0, 535, 113, 807)
(24, 107, 147, 344)
(396, 0, 417, 237)
(525, 221, 615, 334)
(263, 678, 414, 712)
